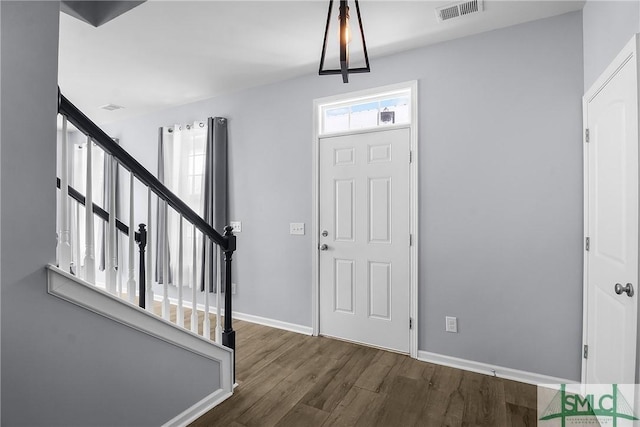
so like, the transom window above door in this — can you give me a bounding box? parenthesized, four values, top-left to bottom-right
(320, 89, 411, 135)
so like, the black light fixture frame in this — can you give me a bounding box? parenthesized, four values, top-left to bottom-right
(319, 0, 370, 83)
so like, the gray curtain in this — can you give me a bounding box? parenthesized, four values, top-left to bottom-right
(99, 142, 119, 271)
(155, 128, 172, 284)
(201, 117, 228, 292)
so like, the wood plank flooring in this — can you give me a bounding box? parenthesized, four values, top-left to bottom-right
(189, 320, 538, 427)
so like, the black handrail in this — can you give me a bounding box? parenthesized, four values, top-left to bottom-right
(58, 91, 228, 250)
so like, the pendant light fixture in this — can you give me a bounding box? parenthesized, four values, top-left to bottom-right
(318, 0, 370, 83)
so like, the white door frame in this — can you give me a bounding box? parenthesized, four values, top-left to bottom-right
(582, 34, 639, 384)
(311, 81, 419, 358)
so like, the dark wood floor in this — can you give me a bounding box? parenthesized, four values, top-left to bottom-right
(190, 320, 537, 427)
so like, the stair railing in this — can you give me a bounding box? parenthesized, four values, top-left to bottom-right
(56, 177, 149, 306)
(56, 90, 236, 368)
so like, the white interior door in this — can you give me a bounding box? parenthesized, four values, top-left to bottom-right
(584, 36, 639, 384)
(319, 127, 410, 353)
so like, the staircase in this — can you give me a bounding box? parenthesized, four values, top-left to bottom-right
(53, 90, 237, 425)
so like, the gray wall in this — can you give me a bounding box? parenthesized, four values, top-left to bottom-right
(105, 11, 584, 380)
(1, 2, 221, 425)
(583, 0, 640, 91)
(419, 12, 583, 380)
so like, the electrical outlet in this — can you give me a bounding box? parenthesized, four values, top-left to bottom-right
(445, 316, 458, 333)
(290, 222, 305, 235)
(231, 283, 237, 294)
(230, 221, 242, 233)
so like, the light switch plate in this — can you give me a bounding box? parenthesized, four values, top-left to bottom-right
(290, 222, 305, 235)
(445, 316, 458, 333)
(230, 221, 242, 233)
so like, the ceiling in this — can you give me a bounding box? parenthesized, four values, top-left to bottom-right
(58, 0, 584, 125)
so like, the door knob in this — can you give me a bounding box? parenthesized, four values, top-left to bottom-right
(615, 283, 634, 297)
(320, 244, 329, 251)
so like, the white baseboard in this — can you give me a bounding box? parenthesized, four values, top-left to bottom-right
(232, 311, 313, 335)
(162, 388, 232, 427)
(155, 295, 313, 336)
(417, 350, 575, 386)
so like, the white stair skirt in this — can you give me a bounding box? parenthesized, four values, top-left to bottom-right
(47, 264, 234, 392)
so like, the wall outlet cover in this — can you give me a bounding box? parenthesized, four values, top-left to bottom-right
(290, 222, 305, 235)
(230, 221, 242, 233)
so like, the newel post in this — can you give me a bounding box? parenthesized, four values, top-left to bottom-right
(137, 224, 147, 309)
(222, 225, 236, 378)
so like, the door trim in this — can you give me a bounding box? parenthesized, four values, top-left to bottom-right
(582, 34, 639, 384)
(311, 81, 419, 358)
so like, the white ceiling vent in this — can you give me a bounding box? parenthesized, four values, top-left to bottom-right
(435, 0, 484, 22)
(99, 104, 124, 111)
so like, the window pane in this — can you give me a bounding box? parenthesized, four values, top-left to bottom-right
(324, 107, 349, 133)
(350, 109, 378, 129)
(394, 104, 410, 124)
(381, 97, 410, 125)
(350, 101, 379, 129)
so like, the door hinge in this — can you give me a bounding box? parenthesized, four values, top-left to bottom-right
(409, 234, 413, 246)
(583, 344, 588, 359)
(409, 151, 413, 163)
(585, 237, 590, 251)
(409, 317, 413, 329)
(585, 128, 590, 143)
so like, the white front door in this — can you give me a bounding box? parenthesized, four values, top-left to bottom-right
(319, 127, 410, 353)
(584, 36, 639, 384)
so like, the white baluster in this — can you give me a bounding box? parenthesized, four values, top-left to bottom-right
(75, 201, 81, 278)
(58, 116, 72, 272)
(215, 244, 222, 343)
(162, 201, 170, 320)
(113, 159, 120, 294)
(107, 156, 118, 294)
(191, 224, 198, 334)
(117, 235, 123, 297)
(105, 161, 112, 289)
(203, 237, 211, 339)
(146, 187, 154, 310)
(84, 137, 96, 284)
(177, 216, 184, 327)
(127, 172, 136, 304)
